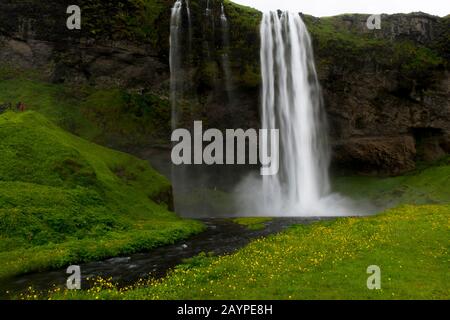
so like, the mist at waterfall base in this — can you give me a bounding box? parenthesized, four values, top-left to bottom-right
(168, 1, 375, 218)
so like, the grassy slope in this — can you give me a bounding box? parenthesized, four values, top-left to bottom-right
(333, 156, 450, 207)
(0, 111, 203, 279)
(41, 161, 449, 300)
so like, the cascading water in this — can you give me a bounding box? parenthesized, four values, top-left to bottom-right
(170, 0, 194, 128)
(220, 3, 233, 102)
(186, 0, 193, 50)
(260, 12, 333, 216)
(170, 0, 183, 130)
(170, 0, 196, 216)
(206, 0, 211, 16)
(220, 4, 229, 38)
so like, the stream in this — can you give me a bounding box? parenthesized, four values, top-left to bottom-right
(0, 217, 327, 299)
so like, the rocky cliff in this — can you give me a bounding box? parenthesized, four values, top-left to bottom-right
(0, 0, 448, 175)
(306, 13, 450, 174)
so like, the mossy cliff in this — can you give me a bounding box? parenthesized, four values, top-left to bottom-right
(0, 1, 448, 174)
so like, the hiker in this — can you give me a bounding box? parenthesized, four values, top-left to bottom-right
(16, 102, 26, 112)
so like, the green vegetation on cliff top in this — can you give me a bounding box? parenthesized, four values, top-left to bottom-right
(0, 111, 203, 280)
(303, 14, 446, 75)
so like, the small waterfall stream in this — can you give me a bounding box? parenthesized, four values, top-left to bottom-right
(170, 0, 183, 130)
(220, 3, 233, 103)
(186, 0, 193, 51)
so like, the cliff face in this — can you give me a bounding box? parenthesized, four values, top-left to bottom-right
(0, 0, 448, 175)
(306, 13, 450, 174)
(0, 0, 171, 88)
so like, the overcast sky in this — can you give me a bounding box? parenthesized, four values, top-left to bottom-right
(232, 0, 449, 17)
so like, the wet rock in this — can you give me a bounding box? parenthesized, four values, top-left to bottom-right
(332, 136, 417, 175)
(106, 257, 131, 264)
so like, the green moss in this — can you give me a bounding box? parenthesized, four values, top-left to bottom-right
(200, 62, 220, 86)
(391, 41, 445, 83)
(80, 0, 166, 45)
(240, 66, 261, 88)
(224, 1, 261, 87)
(0, 111, 203, 279)
(232, 218, 272, 230)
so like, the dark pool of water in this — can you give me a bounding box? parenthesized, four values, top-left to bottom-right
(0, 218, 328, 299)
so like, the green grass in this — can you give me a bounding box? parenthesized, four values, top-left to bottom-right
(42, 204, 449, 300)
(333, 156, 450, 207)
(232, 218, 272, 230)
(0, 111, 203, 279)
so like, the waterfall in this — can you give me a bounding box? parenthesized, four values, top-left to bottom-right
(170, 0, 195, 215)
(203, 0, 215, 59)
(260, 12, 331, 216)
(220, 3, 227, 24)
(206, 0, 211, 16)
(186, 0, 193, 48)
(170, 0, 183, 130)
(220, 3, 233, 102)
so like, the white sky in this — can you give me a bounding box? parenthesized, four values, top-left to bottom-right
(232, 0, 449, 17)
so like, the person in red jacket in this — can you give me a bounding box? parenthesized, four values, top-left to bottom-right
(16, 102, 26, 112)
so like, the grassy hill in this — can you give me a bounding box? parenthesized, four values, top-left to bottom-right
(334, 156, 450, 207)
(0, 111, 203, 279)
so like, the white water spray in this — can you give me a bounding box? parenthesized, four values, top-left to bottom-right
(260, 12, 337, 216)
